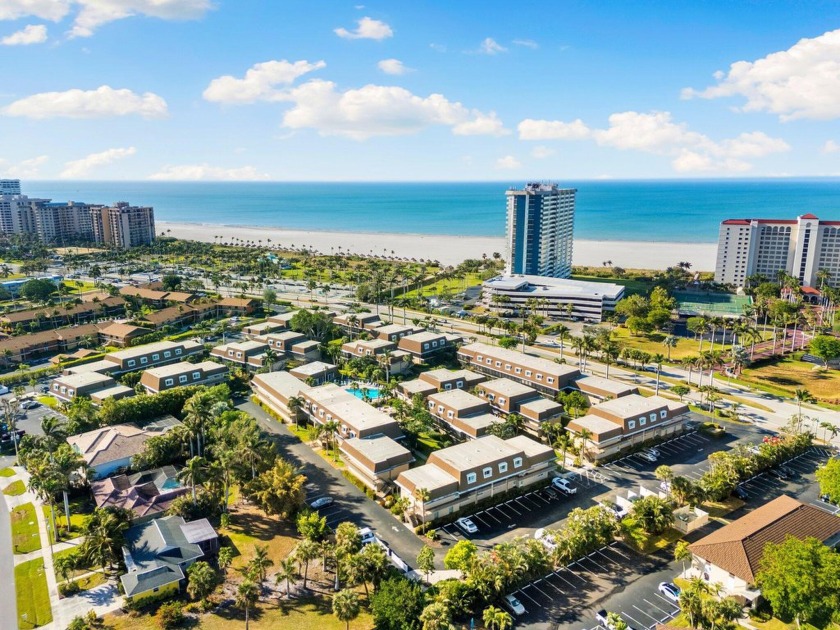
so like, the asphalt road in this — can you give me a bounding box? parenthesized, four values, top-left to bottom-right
(0, 393, 62, 468)
(236, 398, 428, 570)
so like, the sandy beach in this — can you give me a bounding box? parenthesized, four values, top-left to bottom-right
(159, 221, 717, 271)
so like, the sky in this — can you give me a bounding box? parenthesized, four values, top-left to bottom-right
(2, 0, 840, 181)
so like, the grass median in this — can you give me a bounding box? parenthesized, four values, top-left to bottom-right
(15, 557, 52, 629)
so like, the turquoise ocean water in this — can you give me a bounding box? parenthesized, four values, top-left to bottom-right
(23, 180, 840, 242)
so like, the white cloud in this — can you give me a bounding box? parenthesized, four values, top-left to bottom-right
(334, 16, 392, 40)
(2, 85, 168, 119)
(478, 37, 506, 55)
(822, 140, 840, 154)
(148, 164, 270, 181)
(531, 145, 555, 159)
(512, 38, 538, 49)
(203, 59, 326, 104)
(377, 58, 409, 75)
(682, 28, 840, 121)
(69, 0, 214, 37)
(278, 79, 508, 140)
(0, 155, 48, 178)
(518, 118, 591, 140)
(0, 0, 70, 21)
(2, 24, 47, 45)
(429, 43, 446, 53)
(495, 155, 521, 170)
(517, 110, 789, 173)
(60, 146, 135, 178)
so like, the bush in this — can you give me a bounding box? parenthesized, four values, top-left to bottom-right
(98, 384, 207, 425)
(157, 601, 185, 629)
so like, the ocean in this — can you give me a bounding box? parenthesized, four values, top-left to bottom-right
(23, 179, 840, 242)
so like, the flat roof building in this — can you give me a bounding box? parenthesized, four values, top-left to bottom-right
(427, 389, 496, 438)
(140, 360, 228, 394)
(251, 371, 311, 422)
(458, 342, 580, 395)
(301, 384, 402, 441)
(340, 436, 414, 495)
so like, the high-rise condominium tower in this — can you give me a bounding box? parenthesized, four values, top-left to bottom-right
(505, 182, 576, 278)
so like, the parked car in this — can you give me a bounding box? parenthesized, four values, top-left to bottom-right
(599, 501, 629, 519)
(732, 486, 749, 500)
(503, 594, 526, 616)
(455, 517, 479, 534)
(359, 527, 376, 545)
(779, 464, 797, 477)
(37, 385, 49, 393)
(552, 477, 578, 495)
(596, 610, 637, 630)
(0, 385, 8, 395)
(310, 496, 334, 509)
(638, 450, 658, 462)
(819, 493, 837, 505)
(646, 447, 661, 457)
(20, 400, 39, 410)
(658, 582, 681, 602)
(0, 429, 25, 443)
(543, 486, 560, 499)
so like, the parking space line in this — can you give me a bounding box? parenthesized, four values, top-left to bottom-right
(582, 553, 610, 573)
(645, 597, 675, 616)
(622, 610, 649, 629)
(633, 604, 664, 625)
(516, 589, 542, 609)
(470, 513, 493, 529)
(603, 544, 633, 562)
(594, 548, 621, 567)
(531, 492, 550, 505)
(552, 570, 579, 589)
(517, 495, 540, 510)
(504, 500, 522, 516)
(542, 577, 566, 595)
(479, 509, 502, 524)
(569, 561, 596, 576)
(493, 504, 515, 519)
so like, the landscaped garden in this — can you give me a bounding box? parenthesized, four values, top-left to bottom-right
(738, 352, 840, 406)
(3, 479, 25, 495)
(15, 557, 52, 629)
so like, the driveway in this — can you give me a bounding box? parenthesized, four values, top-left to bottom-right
(236, 399, 427, 569)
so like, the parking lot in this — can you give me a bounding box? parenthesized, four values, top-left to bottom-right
(510, 542, 677, 628)
(600, 430, 713, 480)
(0, 392, 62, 467)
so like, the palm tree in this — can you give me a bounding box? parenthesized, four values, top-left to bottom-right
(28, 460, 62, 544)
(555, 325, 570, 360)
(674, 540, 691, 578)
(183, 391, 215, 456)
(236, 579, 260, 630)
(322, 419, 340, 461)
(294, 538, 319, 589)
(662, 334, 678, 361)
(288, 395, 305, 427)
(555, 433, 572, 468)
(483, 605, 513, 630)
(793, 388, 815, 416)
(332, 589, 361, 630)
(577, 428, 593, 462)
(248, 544, 274, 584)
(178, 456, 209, 504)
(262, 347, 279, 372)
(52, 445, 87, 534)
(414, 486, 431, 527)
(39, 415, 67, 456)
(275, 557, 297, 598)
(651, 353, 666, 395)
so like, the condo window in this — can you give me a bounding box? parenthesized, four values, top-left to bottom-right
(432, 340, 438, 347)
(164, 351, 171, 358)
(640, 417, 646, 426)
(499, 397, 506, 405)
(179, 375, 188, 384)
(650, 413, 657, 422)
(504, 364, 511, 371)
(428, 401, 434, 408)
(192, 372, 200, 380)
(547, 377, 554, 384)
(423, 343, 430, 350)
(152, 353, 160, 361)
(68, 389, 74, 396)
(498, 462, 508, 473)
(660, 410, 668, 419)
(628, 420, 636, 430)
(483, 467, 493, 479)
(444, 383, 451, 390)
(127, 359, 136, 367)
(236, 352, 242, 358)
(525, 370, 532, 377)
(536, 374, 543, 381)
(175, 349, 182, 355)
(514, 368, 521, 374)
(495, 361, 502, 367)
(466, 473, 477, 484)
(447, 411, 454, 419)
(513, 457, 523, 468)
(164, 378, 173, 386)
(485, 358, 492, 364)
(438, 405, 444, 413)
(457, 382, 463, 388)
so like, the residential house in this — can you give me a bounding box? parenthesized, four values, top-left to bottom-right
(120, 516, 218, 603)
(397, 331, 451, 362)
(90, 465, 188, 522)
(98, 322, 148, 347)
(50, 371, 134, 405)
(67, 416, 181, 479)
(341, 338, 411, 375)
(138, 303, 217, 331)
(398, 368, 485, 400)
(0, 322, 104, 363)
(290, 361, 339, 385)
(475, 378, 563, 435)
(457, 342, 581, 395)
(426, 389, 497, 439)
(372, 324, 418, 342)
(0, 296, 125, 331)
(260, 331, 321, 362)
(210, 339, 281, 371)
(96, 339, 205, 375)
(688, 495, 840, 603)
(218, 297, 259, 315)
(340, 436, 414, 495)
(266, 311, 297, 329)
(242, 320, 286, 338)
(573, 374, 639, 400)
(300, 384, 402, 440)
(396, 435, 555, 523)
(334, 312, 383, 335)
(119, 286, 195, 307)
(566, 394, 690, 461)
(251, 371, 312, 422)
(139, 360, 228, 394)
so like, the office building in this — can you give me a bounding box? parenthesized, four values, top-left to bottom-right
(715, 214, 840, 288)
(505, 182, 576, 278)
(482, 274, 625, 322)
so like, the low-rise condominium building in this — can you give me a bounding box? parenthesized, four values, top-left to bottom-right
(139, 360, 228, 394)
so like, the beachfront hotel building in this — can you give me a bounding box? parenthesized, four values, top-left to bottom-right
(0, 181, 154, 247)
(482, 274, 625, 322)
(505, 182, 576, 278)
(714, 213, 840, 288)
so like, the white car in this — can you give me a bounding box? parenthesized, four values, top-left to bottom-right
(20, 400, 39, 410)
(599, 501, 629, 519)
(552, 477, 578, 495)
(455, 517, 478, 534)
(310, 496, 334, 509)
(638, 450, 658, 462)
(504, 594, 526, 616)
(658, 582, 681, 602)
(359, 527, 376, 545)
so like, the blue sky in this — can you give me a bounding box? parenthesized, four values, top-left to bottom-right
(2, 0, 840, 180)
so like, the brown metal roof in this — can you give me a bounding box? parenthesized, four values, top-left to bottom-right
(689, 495, 840, 583)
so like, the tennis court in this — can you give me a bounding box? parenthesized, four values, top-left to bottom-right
(674, 290, 751, 317)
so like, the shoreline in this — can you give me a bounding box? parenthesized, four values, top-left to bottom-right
(158, 221, 717, 271)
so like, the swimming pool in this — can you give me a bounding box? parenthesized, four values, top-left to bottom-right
(345, 386, 381, 401)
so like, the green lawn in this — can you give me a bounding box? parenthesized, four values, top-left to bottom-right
(15, 557, 52, 629)
(36, 395, 59, 410)
(738, 353, 840, 406)
(43, 499, 92, 542)
(11, 502, 42, 554)
(3, 479, 25, 495)
(53, 545, 96, 581)
(608, 326, 702, 361)
(0, 467, 15, 477)
(403, 272, 486, 299)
